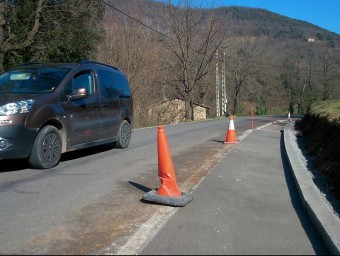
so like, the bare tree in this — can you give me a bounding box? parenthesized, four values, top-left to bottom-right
(159, 0, 225, 121)
(319, 49, 339, 100)
(280, 46, 311, 115)
(279, 44, 339, 114)
(302, 47, 318, 112)
(96, 4, 164, 128)
(280, 58, 296, 114)
(225, 37, 266, 115)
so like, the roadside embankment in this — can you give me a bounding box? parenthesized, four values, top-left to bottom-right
(297, 100, 340, 200)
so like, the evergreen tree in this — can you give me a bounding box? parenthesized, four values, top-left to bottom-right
(0, 0, 105, 72)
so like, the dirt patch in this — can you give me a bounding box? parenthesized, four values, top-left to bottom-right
(32, 136, 233, 255)
(296, 113, 340, 201)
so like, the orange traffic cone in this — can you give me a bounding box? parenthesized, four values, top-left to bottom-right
(224, 116, 238, 144)
(156, 125, 181, 197)
(142, 126, 192, 207)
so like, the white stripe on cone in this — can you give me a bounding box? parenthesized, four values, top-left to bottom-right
(229, 120, 235, 130)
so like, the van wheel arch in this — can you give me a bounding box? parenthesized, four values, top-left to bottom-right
(29, 125, 62, 169)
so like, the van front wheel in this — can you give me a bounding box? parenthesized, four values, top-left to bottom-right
(29, 125, 62, 169)
(115, 120, 131, 149)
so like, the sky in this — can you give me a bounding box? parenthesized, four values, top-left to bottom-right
(156, 0, 340, 35)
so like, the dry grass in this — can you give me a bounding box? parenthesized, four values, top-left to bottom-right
(309, 100, 340, 122)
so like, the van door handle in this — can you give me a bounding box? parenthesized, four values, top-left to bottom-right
(101, 104, 109, 108)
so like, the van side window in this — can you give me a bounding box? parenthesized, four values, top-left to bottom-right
(63, 70, 94, 100)
(97, 70, 131, 99)
(114, 74, 131, 97)
(97, 70, 119, 99)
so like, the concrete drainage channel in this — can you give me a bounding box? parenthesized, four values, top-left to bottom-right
(283, 122, 340, 255)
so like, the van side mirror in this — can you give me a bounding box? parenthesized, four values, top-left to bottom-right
(68, 88, 88, 101)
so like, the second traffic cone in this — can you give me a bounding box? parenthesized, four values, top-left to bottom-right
(142, 126, 192, 207)
(224, 116, 238, 144)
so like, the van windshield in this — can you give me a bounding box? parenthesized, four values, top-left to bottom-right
(0, 67, 71, 93)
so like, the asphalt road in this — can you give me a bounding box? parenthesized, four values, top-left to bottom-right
(0, 116, 316, 254)
(138, 121, 330, 255)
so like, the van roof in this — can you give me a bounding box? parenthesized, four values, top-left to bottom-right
(18, 60, 120, 71)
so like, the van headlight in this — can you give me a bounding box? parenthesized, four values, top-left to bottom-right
(0, 99, 35, 116)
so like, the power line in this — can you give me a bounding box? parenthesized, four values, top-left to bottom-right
(100, 0, 340, 78)
(99, 0, 204, 56)
(100, 0, 177, 44)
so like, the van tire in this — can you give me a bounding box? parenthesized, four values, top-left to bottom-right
(115, 120, 131, 149)
(29, 125, 62, 169)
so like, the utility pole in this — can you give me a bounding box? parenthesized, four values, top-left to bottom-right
(221, 50, 227, 116)
(215, 49, 220, 117)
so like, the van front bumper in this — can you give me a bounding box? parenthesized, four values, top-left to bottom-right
(0, 125, 38, 160)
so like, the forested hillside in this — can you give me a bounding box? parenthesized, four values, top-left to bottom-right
(95, 0, 340, 127)
(225, 6, 339, 47)
(1, 0, 339, 128)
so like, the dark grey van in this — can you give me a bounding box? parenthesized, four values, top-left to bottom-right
(0, 60, 134, 169)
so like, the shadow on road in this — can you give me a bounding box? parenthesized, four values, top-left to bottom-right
(0, 143, 116, 172)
